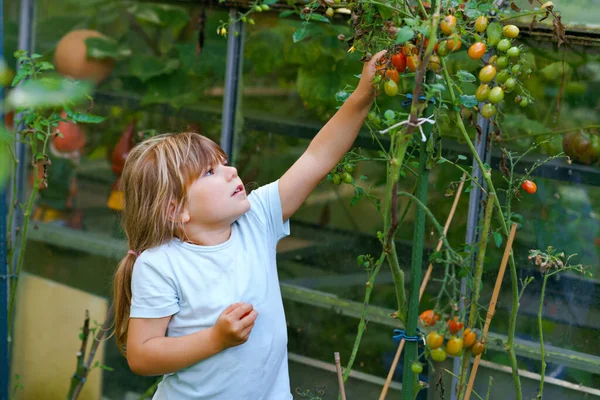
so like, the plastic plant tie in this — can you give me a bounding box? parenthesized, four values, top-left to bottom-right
(402, 94, 436, 107)
(392, 328, 424, 345)
(379, 114, 435, 142)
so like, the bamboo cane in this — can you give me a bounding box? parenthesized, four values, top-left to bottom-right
(378, 173, 466, 400)
(335, 352, 347, 400)
(463, 223, 518, 400)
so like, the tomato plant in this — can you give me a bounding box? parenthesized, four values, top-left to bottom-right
(479, 65, 497, 83)
(440, 15, 457, 35)
(475, 16, 488, 33)
(488, 87, 505, 104)
(468, 42, 486, 60)
(392, 52, 406, 73)
(411, 362, 423, 374)
(430, 348, 448, 362)
(463, 328, 476, 348)
(481, 103, 496, 118)
(471, 341, 485, 356)
(384, 80, 398, 97)
(503, 25, 520, 39)
(447, 316, 464, 334)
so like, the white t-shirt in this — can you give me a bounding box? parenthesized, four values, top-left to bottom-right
(130, 181, 292, 400)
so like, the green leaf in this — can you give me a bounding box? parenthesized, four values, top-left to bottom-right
(7, 76, 93, 110)
(486, 22, 503, 46)
(395, 26, 414, 44)
(460, 95, 478, 108)
(264, 0, 278, 4)
(359, 175, 368, 180)
(127, 4, 190, 29)
(376, 4, 394, 20)
(293, 27, 310, 43)
(457, 154, 467, 161)
(279, 10, 296, 18)
(493, 232, 503, 248)
(116, 56, 180, 82)
(85, 37, 131, 60)
(457, 70, 476, 83)
(67, 112, 106, 124)
(307, 14, 330, 23)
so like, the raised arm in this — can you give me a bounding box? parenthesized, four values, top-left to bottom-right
(279, 50, 387, 222)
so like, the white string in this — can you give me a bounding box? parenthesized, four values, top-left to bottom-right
(378, 114, 435, 142)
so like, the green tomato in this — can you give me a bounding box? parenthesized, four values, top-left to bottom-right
(260, 4, 270, 10)
(519, 97, 529, 107)
(504, 77, 517, 91)
(344, 163, 355, 173)
(332, 174, 341, 185)
(511, 64, 521, 75)
(342, 172, 353, 184)
(478, 65, 497, 83)
(384, 109, 396, 121)
(254, 5, 263, 12)
(384, 80, 398, 97)
(488, 86, 505, 104)
(411, 362, 423, 374)
(475, 84, 491, 102)
(497, 39, 511, 52)
(496, 70, 511, 84)
(430, 348, 447, 362)
(481, 103, 496, 118)
(496, 56, 509, 70)
(507, 46, 521, 58)
(325, 7, 334, 18)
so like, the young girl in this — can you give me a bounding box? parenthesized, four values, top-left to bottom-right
(113, 50, 386, 399)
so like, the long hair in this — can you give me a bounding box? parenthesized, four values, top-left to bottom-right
(113, 132, 226, 355)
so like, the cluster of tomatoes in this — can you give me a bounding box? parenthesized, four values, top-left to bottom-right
(327, 162, 356, 185)
(419, 310, 485, 364)
(373, 13, 532, 121)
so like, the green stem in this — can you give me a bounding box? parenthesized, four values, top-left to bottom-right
(401, 139, 429, 400)
(458, 193, 495, 398)
(342, 252, 387, 382)
(499, 10, 544, 22)
(538, 271, 558, 399)
(441, 58, 523, 400)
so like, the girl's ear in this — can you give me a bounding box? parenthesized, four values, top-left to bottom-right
(169, 201, 190, 224)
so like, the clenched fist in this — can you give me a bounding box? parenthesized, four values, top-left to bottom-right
(213, 302, 258, 350)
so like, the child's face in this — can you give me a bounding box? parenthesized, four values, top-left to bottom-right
(181, 160, 250, 230)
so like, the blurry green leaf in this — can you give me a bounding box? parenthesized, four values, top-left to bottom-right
(457, 70, 476, 83)
(7, 76, 92, 109)
(376, 4, 394, 20)
(285, 35, 321, 65)
(141, 69, 203, 108)
(308, 14, 330, 23)
(395, 26, 414, 44)
(67, 112, 106, 124)
(460, 95, 478, 108)
(540, 62, 572, 81)
(457, 154, 467, 160)
(245, 30, 285, 74)
(279, 10, 296, 18)
(116, 56, 180, 82)
(127, 4, 189, 29)
(493, 232, 503, 248)
(486, 22, 503, 46)
(293, 27, 310, 43)
(501, 113, 547, 136)
(85, 37, 131, 60)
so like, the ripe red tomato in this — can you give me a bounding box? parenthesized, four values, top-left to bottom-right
(521, 180, 537, 194)
(440, 15, 457, 35)
(475, 16, 488, 33)
(407, 55, 420, 72)
(468, 42, 486, 60)
(471, 341, 485, 356)
(426, 331, 444, 349)
(447, 316, 464, 334)
(463, 328, 476, 348)
(446, 34, 462, 51)
(386, 68, 400, 83)
(479, 65, 497, 83)
(445, 336, 464, 356)
(384, 80, 398, 96)
(430, 348, 447, 362)
(420, 310, 440, 326)
(392, 52, 407, 73)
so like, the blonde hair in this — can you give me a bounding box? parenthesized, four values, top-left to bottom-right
(113, 132, 226, 355)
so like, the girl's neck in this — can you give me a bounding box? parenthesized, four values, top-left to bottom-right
(183, 224, 232, 247)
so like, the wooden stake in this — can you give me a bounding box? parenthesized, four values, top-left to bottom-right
(378, 174, 466, 400)
(335, 352, 347, 400)
(464, 223, 518, 400)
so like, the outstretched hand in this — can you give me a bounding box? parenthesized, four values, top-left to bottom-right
(355, 49, 388, 101)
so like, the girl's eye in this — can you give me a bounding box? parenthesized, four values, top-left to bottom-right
(205, 168, 214, 177)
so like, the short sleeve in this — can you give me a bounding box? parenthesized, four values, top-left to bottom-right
(130, 256, 180, 319)
(247, 180, 290, 243)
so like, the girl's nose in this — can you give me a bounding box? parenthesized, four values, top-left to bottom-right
(227, 165, 238, 180)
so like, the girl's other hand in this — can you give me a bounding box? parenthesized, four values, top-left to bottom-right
(212, 302, 258, 350)
(354, 49, 388, 102)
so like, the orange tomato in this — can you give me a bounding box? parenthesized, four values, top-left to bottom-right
(440, 15, 457, 35)
(521, 180, 537, 194)
(420, 310, 440, 326)
(471, 340, 485, 356)
(407, 55, 420, 72)
(445, 336, 464, 356)
(386, 68, 399, 83)
(463, 328, 476, 348)
(446, 34, 462, 51)
(426, 331, 444, 349)
(468, 42, 486, 60)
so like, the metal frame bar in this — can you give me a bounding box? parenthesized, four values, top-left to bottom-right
(220, 8, 245, 161)
(0, 1, 8, 396)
